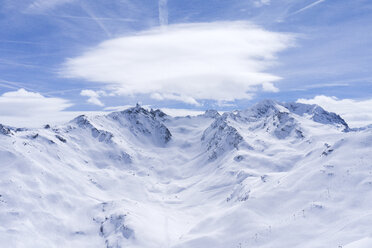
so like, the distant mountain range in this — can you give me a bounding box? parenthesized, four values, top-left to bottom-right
(1, 100, 371, 248)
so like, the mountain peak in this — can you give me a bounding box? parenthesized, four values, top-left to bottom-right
(201, 115, 243, 160)
(0, 124, 12, 136)
(239, 100, 349, 130)
(1, 98, 371, 248)
(109, 105, 172, 146)
(283, 102, 349, 130)
(252, 99, 281, 113)
(72, 115, 92, 128)
(242, 99, 285, 119)
(202, 109, 221, 118)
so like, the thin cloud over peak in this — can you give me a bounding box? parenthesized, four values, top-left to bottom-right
(62, 21, 295, 105)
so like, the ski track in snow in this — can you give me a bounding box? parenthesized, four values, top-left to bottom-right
(0, 101, 372, 247)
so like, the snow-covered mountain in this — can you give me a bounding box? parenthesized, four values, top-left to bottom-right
(1, 100, 372, 248)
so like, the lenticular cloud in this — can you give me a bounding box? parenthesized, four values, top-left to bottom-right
(62, 21, 294, 104)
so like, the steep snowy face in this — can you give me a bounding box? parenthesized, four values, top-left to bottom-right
(242, 99, 283, 119)
(71, 115, 114, 143)
(219, 99, 350, 140)
(283, 102, 349, 130)
(218, 100, 304, 140)
(201, 115, 243, 160)
(239, 99, 348, 130)
(0, 124, 12, 136)
(108, 104, 172, 146)
(270, 111, 305, 139)
(68, 105, 171, 147)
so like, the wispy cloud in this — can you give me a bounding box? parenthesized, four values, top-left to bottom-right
(0, 59, 41, 68)
(28, 0, 75, 12)
(0, 40, 45, 45)
(80, 3, 112, 38)
(0, 79, 35, 91)
(159, 0, 169, 26)
(291, 0, 326, 15)
(28, 13, 134, 22)
(62, 21, 294, 105)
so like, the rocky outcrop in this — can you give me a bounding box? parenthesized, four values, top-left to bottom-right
(94, 202, 134, 248)
(109, 104, 172, 146)
(201, 115, 243, 161)
(72, 115, 114, 143)
(0, 124, 12, 136)
(271, 111, 304, 139)
(284, 102, 349, 130)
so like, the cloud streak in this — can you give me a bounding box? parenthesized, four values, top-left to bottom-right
(159, 0, 168, 26)
(291, 0, 326, 15)
(27, 12, 134, 22)
(80, 3, 112, 38)
(62, 21, 294, 105)
(28, 0, 74, 12)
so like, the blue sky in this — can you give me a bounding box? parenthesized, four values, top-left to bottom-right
(0, 0, 371, 127)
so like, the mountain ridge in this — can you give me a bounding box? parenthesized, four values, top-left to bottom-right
(0, 100, 371, 248)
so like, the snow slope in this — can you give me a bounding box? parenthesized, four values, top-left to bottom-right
(0, 101, 372, 248)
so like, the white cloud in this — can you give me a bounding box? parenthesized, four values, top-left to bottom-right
(150, 92, 200, 106)
(80, 89, 105, 106)
(0, 88, 76, 127)
(297, 95, 372, 128)
(62, 21, 294, 105)
(0, 88, 72, 115)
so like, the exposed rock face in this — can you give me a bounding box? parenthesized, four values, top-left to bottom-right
(98, 214, 134, 246)
(201, 115, 243, 161)
(271, 111, 304, 139)
(109, 104, 172, 146)
(150, 108, 167, 119)
(91, 128, 113, 143)
(72, 115, 114, 143)
(108, 151, 132, 164)
(0, 124, 12, 136)
(240, 100, 348, 130)
(283, 102, 349, 130)
(242, 99, 282, 120)
(94, 202, 134, 248)
(73, 115, 93, 128)
(55, 135, 67, 143)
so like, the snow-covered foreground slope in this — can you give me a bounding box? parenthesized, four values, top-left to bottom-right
(1, 101, 372, 248)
